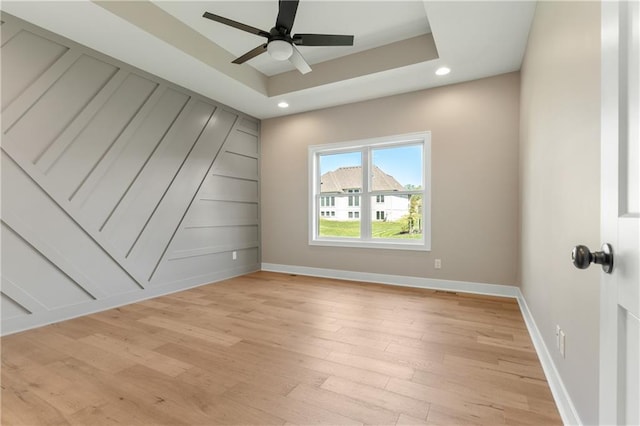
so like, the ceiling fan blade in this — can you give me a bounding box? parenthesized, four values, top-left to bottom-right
(232, 44, 268, 64)
(203, 12, 270, 38)
(275, 0, 299, 34)
(289, 44, 311, 74)
(293, 34, 354, 47)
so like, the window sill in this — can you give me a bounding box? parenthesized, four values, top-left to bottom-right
(309, 238, 430, 251)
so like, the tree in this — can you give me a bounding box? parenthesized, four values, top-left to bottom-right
(406, 194, 422, 234)
(401, 185, 422, 234)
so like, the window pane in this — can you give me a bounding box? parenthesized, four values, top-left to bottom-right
(372, 144, 423, 192)
(318, 196, 360, 238)
(311, 132, 429, 250)
(370, 194, 423, 240)
(320, 151, 362, 194)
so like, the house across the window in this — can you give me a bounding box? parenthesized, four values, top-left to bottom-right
(321, 166, 406, 221)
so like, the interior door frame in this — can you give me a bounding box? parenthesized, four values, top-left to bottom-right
(599, 2, 619, 423)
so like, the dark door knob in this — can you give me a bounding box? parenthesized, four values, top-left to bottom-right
(572, 243, 614, 273)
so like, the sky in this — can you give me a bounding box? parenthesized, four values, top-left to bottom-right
(320, 144, 423, 187)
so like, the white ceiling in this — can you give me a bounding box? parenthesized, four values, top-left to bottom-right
(1, 1, 536, 120)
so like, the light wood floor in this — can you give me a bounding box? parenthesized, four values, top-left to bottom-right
(1, 271, 562, 425)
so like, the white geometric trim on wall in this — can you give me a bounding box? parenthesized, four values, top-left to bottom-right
(0, 13, 261, 336)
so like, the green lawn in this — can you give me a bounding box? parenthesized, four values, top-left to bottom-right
(319, 219, 421, 239)
(320, 218, 360, 237)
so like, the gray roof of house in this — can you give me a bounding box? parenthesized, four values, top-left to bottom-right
(320, 166, 404, 193)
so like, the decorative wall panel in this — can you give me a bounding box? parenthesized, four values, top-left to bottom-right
(0, 14, 260, 335)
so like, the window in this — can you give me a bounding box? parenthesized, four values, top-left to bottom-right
(309, 132, 430, 250)
(347, 190, 360, 207)
(320, 196, 335, 207)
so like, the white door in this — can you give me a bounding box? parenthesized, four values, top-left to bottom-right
(600, 1, 640, 425)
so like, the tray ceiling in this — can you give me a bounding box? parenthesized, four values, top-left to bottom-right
(1, 1, 536, 119)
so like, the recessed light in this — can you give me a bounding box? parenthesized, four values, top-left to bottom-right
(278, 101, 289, 108)
(435, 67, 451, 76)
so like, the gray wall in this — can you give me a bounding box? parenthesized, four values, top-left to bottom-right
(261, 72, 520, 286)
(519, 2, 601, 424)
(0, 14, 260, 335)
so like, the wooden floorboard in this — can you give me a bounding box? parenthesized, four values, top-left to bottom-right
(1, 271, 562, 425)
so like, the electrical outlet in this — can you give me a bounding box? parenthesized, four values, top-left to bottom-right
(434, 259, 442, 269)
(559, 329, 566, 358)
(556, 325, 561, 349)
(232, 251, 237, 260)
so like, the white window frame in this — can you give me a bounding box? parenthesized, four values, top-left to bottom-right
(309, 131, 431, 251)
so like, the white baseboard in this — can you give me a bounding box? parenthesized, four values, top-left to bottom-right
(261, 262, 519, 298)
(1, 264, 260, 336)
(515, 290, 583, 426)
(261, 262, 581, 425)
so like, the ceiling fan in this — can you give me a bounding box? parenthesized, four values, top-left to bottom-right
(202, 0, 354, 75)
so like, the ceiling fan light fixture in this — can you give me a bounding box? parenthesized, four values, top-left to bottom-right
(268, 40, 293, 61)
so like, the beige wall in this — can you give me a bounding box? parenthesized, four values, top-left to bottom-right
(261, 72, 520, 286)
(520, 2, 600, 424)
